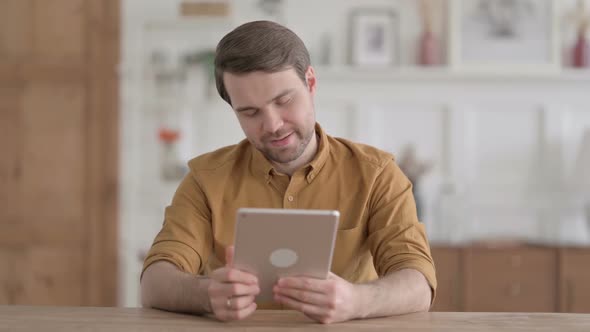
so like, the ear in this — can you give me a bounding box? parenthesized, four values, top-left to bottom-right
(305, 66, 317, 96)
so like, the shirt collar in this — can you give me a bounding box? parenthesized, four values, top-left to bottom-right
(250, 123, 330, 183)
(251, 142, 274, 183)
(305, 123, 329, 183)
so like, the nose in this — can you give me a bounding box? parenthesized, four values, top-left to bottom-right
(261, 108, 284, 134)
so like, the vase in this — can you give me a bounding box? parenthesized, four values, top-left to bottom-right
(418, 30, 439, 66)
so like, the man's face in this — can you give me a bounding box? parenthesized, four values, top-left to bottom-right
(223, 67, 317, 165)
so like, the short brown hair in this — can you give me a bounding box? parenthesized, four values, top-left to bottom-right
(214, 20, 311, 105)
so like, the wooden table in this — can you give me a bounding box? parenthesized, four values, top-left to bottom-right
(1, 306, 589, 331)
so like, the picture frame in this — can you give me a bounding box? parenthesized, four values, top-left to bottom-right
(348, 8, 400, 66)
(449, 0, 560, 72)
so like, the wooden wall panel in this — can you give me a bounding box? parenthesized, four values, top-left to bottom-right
(0, 0, 33, 58)
(0, 0, 119, 306)
(2, 248, 84, 306)
(18, 248, 84, 305)
(0, 87, 21, 223)
(20, 83, 85, 247)
(86, 0, 120, 306)
(0, 249, 20, 303)
(34, 0, 86, 62)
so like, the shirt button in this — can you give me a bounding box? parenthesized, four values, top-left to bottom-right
(287, 195, 294, 202)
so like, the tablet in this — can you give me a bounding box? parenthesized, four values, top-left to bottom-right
(233, 208, 340, 303)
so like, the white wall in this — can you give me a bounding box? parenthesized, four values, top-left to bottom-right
(120, 0, 590, 307)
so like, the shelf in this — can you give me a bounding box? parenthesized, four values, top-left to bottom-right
(314, 66, 590, 82)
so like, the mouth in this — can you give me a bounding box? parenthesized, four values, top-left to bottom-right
(269, 132, 294, 147)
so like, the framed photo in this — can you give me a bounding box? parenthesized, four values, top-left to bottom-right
(449, 0, 560, 72)
(349, 9, 400, 66)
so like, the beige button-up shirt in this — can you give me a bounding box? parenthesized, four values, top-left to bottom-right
(143, 124, 437, 307)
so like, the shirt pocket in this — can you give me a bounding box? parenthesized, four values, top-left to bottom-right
(331, 225, 365, 275)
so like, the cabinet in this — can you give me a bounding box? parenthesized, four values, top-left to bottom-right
(431, 245, 589, 313)
(431, 247, 463, 311)
(559, 248, 590, 313)
(464, 246, 557, 312)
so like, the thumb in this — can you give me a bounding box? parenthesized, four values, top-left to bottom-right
(327, 271, 340, 280)
(225, 245, 235, 267)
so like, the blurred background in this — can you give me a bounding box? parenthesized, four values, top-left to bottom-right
(1, 0, 590, 312)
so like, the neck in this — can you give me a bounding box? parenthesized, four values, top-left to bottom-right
(272, 130, 318, 176)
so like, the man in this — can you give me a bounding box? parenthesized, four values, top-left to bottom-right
(141, 20, 436, 324)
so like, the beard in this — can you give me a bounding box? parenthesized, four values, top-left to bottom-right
(255, 125, 315, 164)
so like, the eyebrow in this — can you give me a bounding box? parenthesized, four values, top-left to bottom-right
(235, 89, 295, 113)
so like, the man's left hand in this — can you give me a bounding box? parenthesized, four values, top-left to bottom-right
(273, 272, 360, 324)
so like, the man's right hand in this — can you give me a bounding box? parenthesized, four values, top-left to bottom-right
(207, 245, 260, 321)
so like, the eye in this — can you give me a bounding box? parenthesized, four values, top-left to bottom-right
(276, 96, 292, 106)
(241, 109, 258, 117)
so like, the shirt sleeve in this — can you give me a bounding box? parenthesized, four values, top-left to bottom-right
(366, 158, 438, 302)
(141, 172, 213, 279)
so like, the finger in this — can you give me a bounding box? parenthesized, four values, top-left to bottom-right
(278, 276, 326, 293)
(223, 302, 257, 321)
(208, 279, 259, 306)
(225, 245, 235, 267)
(273, 285, 328, 306)
(227, 295, 256, 310)
(274, 293, 326, 317)
(222, 282, 260, 297)
(211, 293, 256, 315)
(234, 302, 256, 320)
(327, 272, 346, 283)
(212, 267, 258, 285)
(303, 312, 326, 324)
